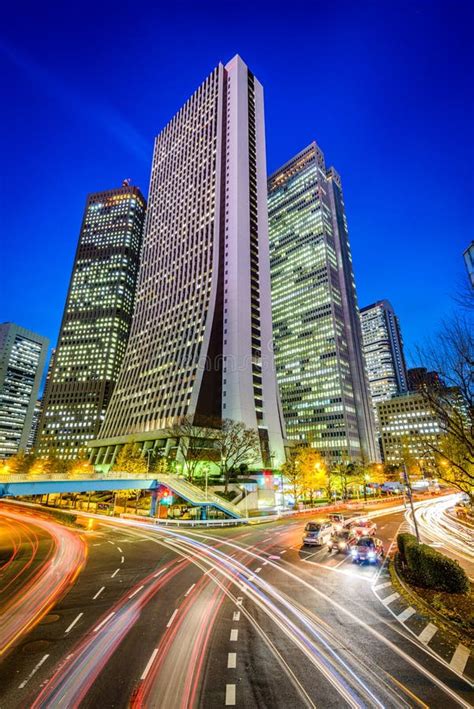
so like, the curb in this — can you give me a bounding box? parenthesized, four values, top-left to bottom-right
(372, 558, 474, 685)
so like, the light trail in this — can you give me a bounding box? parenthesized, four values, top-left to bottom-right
(0, 507, 86, 656)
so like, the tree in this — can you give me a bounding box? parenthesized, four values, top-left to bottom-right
(215, 420, 260, 493)
(416, 316, 473, 503)
(112, 442, 147, 475)
(298, 448, 327, 504)
(4, 452, 35, 476)
(280, 454, 304, 506)
(167, 416, 218, 482)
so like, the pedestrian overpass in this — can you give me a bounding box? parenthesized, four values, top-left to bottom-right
(0, 472, 241, 519)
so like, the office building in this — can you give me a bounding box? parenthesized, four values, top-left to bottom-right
(463, 241, 474, 288)
(407, 367, 443, 392)
(37, 183, 146, 459)
(26, 399, 42, 453)
(90, 56, 286, 469)
(360, 300, 408, 432)
(268, 142, 377, 462)
(0, 323, 48, 458)
(378, 392, 442, 466)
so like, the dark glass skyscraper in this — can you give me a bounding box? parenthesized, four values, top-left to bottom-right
(37, 183, 146, 459)
(268, 143, 377, 462)
(0, 323, 48, 458)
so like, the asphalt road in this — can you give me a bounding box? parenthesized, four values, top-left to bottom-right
(0, 500, 472, 708)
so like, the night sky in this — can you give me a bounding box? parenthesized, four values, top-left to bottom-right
(1, 1, 473, 370)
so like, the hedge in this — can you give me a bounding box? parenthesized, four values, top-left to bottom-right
(397, 532, 469, 594)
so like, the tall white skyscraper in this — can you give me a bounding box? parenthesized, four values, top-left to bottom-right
(360, 300, 408, 434)
(268, 143, 378, 463)
(91, 56, 286, 469)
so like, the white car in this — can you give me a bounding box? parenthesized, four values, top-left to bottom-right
(302, 521, 333, 546)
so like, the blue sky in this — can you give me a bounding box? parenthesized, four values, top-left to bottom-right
(1, 0, 473, 366)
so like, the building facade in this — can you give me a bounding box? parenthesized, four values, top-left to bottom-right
(0, 323, 48, 458)
(463, 241, 474, 288)
(90, 56, 286, 469)
(360, 300, 408, 434)
(378, 392, 442, 466)
(268, 143, 377, 463)
(37, 183, 146, 459)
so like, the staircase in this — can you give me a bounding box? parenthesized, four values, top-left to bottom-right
(155, 474, 242, 519)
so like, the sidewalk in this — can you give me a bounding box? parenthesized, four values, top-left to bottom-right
(372, 560, 474, 685)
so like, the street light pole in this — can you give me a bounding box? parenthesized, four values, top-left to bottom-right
(403, 463, 420, 543)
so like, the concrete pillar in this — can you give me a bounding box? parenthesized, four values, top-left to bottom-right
(150, 489, 158, 517)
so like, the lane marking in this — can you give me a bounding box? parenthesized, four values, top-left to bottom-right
(230, 629, 238, 641)
(233, 611, 240, 621)
(227, 652, 237, 669)
(94, 612, 115, 632)
(167, 609, 179, 628)
(93, 586, 105, 600)
(225, 684, 236, 706)
(184, 583, 196, 597)
(280, 550, 287, 554)
(254, 567, 262, 574)
(141, 648, 159, 680)
(382, 592, 400, 605)
(18, 654, 49, 689)
(153, 567, 168, 578)
(263, 537, 272, 542)
(111, 568, 120, 578)
(117, 546, 123, 553)
(418, 623, 437, 644)
(374, 581, 392, 591)
(268, 555, 280, 560)
(65, 612, 83, 634)
(121, 556, 125, 564)
(397, 606, 416, 622)
(107, 540, 115, 545)
(128, 585, 144, 599)
(450, 644, 470, 675)
(262, 561, 269, 566)
(236, 597, 243, 606)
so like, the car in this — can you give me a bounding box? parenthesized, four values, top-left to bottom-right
(351, 536, 384, 564)
(302, 521, 333, 546)
(348, 517, 377, 538)
(327, 529, 357, 554)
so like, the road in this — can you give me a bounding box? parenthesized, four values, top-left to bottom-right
(0, 498, 472, 708)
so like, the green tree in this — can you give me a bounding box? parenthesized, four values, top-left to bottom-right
(113, 442, 147, 475)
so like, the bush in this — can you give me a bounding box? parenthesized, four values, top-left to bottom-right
(397, 532, 418, 562)
(401, 536, 469, 594)
(43, 508, 77, 527)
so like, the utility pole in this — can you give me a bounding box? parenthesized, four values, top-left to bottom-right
(403, 463, 420, 543)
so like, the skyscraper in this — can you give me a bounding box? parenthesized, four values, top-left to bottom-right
(90, 56, 286, 469)
(268, 143, 377, 462)
(37, 183, 146, 459)
(463, 241, 474, 288)
(0, 323, 48, 458)
(360, 300, 408, 432)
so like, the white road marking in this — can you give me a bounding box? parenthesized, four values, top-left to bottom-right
(280, 550, 287, 554)
(94, 612, 115, 632)
(236, 597, 243, 605)
(418, 623, 437, 644)
(18, 654, 49, 689)
(382, 592, 400, 605)
(397, 606, 416, 622)
(232, 611, 240, 621)
(166, 609, 179, 628)
(450, 643, 470, 674)
(227, 652, 237, 668)
(184, 583, 195, 597)
(121, 556, 125, 564)
(128, 585, 144, 599)
(153, 567, 168, 578)
(374, 581, 392, 591)
(254, 567, 262, 574)
(117, 546, 123, 553)
(107, 540, 115, 545)
(268, 555, 280, 560)
(225, 684, 236, 705)
(262, 561, 269, 566)
(141, 648, 159, 680)
(93, 586, 105, 600)
(263, 537, 272, 542)
(92, 543, 101, 547)
(230, 629, 238, 641)
(65, 612, 83, 634)
(111, 568, 120, 578)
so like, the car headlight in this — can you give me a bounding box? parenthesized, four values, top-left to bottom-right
(351, 548, 358, 556)
(368, 551, 375, 559)
(338, 542, 346, 550)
